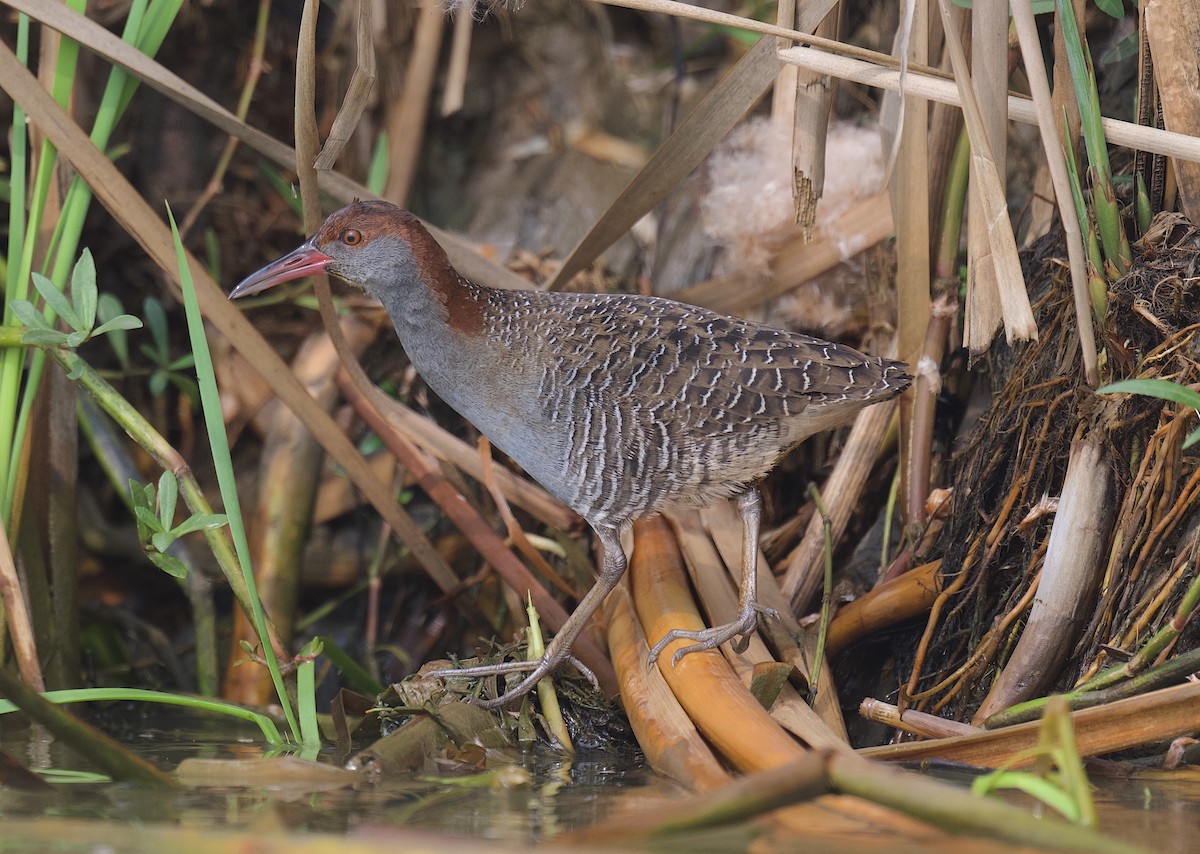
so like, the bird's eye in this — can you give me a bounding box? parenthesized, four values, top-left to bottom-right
(341, 229, 363, 246)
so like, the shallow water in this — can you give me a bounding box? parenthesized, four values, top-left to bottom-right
(3, 705, 1199, 852)
(0, 704, 675, 849)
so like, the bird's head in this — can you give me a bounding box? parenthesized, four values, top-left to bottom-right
(230, 200, 442, 301)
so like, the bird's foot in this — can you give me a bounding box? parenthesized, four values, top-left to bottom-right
(427, 653, 597, 709)
(647, 602, 778, 666)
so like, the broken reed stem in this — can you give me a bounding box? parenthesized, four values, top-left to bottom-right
(859, 698, 981, 739)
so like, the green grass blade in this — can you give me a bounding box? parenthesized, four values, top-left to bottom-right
(296, 637, 322, 748)
(167, 204, 300, 739)
(0, 687, 283, 745)
(1096, 378, 1200, 412)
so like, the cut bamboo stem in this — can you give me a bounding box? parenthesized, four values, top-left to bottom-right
(973, 432, 1113, 722)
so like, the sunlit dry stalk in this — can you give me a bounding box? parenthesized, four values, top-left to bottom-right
(773, 40, 1200, 163)
(869, 679, 1200, 775)
(1011, 0, 1098, 386)
(629, 516, 807, 772)
(779, 1, 837, 239)
(825, 560, 941, 657)
(859, 698, 980, 739)
(385, 0, 443, 204)
(963, 0, 1008, 355)
(440, 2, 474, 116)
(604, 577, 731, 790)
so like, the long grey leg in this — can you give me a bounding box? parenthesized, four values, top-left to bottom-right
(647, 488, 778, 665)
(430, 524, 627, 708)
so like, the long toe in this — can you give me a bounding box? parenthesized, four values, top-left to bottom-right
(649, 609, 765, 666)
(474, 664, 549, 709)
(428, 659, 543, 680)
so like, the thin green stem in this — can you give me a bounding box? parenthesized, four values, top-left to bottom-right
(806, 484, 833, 700)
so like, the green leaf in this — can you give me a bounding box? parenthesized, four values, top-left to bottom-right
(1096, 379, 1200, 412)
(1093, 0, 1125, 20)
(973, 770, 1081, 822)
(172, 513, 228, 537)
(151, 531, 175, 554)
(143, 296, 169, 361)
(157, 471, 178, 529)
(8, 299, 49, 329)
(148, 550, 187, 579)
(92, 314, 143, 338)
(148, 369, 168, 398)
(32, 272, 81, 332)
(20, 329, 71, 347)
(134, 504, 166, 535)
(65, 330, 88, 349)
(129, 478, 154, 511)
(72, 249, 98, 332)
(167, 353, 195, 371)
(97, 294, 133, 369)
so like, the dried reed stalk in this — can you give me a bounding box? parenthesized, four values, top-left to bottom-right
(864, 679, 1200, 769)
(973, 432, 1114, 722)
(825, 560, 941, 657)
(384, 0, 443, 204)
(629, 516, 807, 772)
(859, 698, 981, 739)
(667, 509, 850, 751)
(604, 578, 731, 791)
